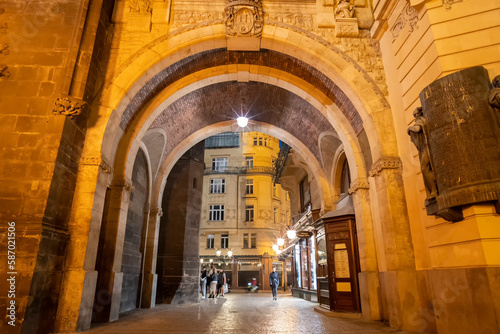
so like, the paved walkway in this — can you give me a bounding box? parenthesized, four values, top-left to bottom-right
(85, 291, 401, 334)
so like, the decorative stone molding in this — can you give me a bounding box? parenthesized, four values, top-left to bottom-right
(225, 0, 263, 37)
(369, 158, 403, 177)
(348, 180, 369, 194)
(151, 207, 163, 217)
(442, 0, 462, 10)
(52, 95, 87, 118)
(0, 63, 9, 78)
(80, 155, 113, 174)
(391, 2, 419, 40)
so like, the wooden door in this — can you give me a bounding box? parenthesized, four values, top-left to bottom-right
(325, 216, 360, 312)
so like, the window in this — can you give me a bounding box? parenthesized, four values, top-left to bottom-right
(207, 235, 214, 249)
(245, 179, 254, 195)
(245, 205, 254, 222)
(243, 233, 249, 248)
(259, 137, 263, 146)
(212, 157, 228, 172)
(221, 234, 229, 249)
(245, 156, 253, 169)
(264, 138, 268, 146)
(210, 179, 225, 193)
(243, 233, 257, 248)
(253, 137, 257, 145)
(274, 207, 278, 224)
(209, 205, 225, 221)
(273, 184, 278, 197)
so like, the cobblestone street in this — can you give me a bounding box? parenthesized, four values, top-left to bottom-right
(85, 291, 401, 334)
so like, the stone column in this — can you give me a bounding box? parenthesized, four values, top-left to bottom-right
(141, 207, 162, 308)
(54, 154, 112, 333)
(348, 179, 382, 321)
(92, 177, 134, 322)
(368, 157, 430, 332)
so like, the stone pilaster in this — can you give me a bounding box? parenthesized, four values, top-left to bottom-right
(92, 177, 134, 323)
(348, 179, 382, 321)
(141, 207, 162, 308)
(54, 154, 112, 333)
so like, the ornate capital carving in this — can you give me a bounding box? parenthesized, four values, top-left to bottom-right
(80, 155, 113, 174)
(151, 207, 163, 217)
(52, 95, 87, 118)
(225, 0, 263, 37)
(348, 180, 369, 194)
(0, 64, 9, 78)
(112, 178, 135, 193)
(369, 158, 403, 177)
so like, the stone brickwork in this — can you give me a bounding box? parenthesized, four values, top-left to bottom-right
(156, 144, 204, 304)
(120, 150, 148, 313)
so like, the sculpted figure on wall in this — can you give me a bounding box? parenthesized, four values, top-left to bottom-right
(129, 0, 151, 14)
(335, 0, 355, 19)
(407, 107, 438, 200)
(489, 75, 500, 109)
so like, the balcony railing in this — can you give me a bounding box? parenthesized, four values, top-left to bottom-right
(204, 166, 274, 175)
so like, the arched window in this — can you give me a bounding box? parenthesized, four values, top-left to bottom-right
(340, 159, 351, 195)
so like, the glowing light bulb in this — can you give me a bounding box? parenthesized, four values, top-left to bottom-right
(227, 250, 233, 257)
(272, 244, 279, 252)
(286, 230, 296, 239)
(216, 250, 221, 256)
(277, 238, 285, 246)
(237, 116, 248, 127)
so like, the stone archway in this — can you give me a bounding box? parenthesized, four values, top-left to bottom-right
(54, 23, 416, 333)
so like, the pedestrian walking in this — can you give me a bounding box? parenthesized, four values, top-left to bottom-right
(200, 266, 207, 299)
(269, 267, 279, 300)
(217, 269, 227, 298)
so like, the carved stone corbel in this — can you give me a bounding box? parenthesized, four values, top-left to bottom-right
(52, 94, 87, 118)
(369, 157, 403, 177)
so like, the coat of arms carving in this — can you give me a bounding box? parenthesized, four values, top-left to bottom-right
(225, 0, 263, 37)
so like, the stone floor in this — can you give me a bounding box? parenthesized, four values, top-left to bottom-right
(85, 290, 402, 334)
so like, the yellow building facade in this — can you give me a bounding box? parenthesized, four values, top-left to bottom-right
(199, 132, 291, 288)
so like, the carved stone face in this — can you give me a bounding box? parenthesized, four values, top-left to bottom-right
(492, 75, 500, 88)
(413, 107, 422, 118)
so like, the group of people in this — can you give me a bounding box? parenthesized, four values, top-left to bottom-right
(200, 265, 281, 301)
(200, 265, 227, 299)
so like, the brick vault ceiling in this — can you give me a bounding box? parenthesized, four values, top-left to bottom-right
(149, 81, 334, 161)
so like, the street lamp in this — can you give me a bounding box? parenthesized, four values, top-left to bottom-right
(286, 230, 296, 239)
(227, 250, 233, 257)
(216, 249, 222, 257)
(272, 244, 279, 252)
(277, 237, 285, 246)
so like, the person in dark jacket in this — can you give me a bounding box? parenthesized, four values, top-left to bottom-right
(269, 267, 279, 300)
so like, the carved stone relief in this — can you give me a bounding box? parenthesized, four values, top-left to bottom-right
(225, 0, 263, 37)
(443, 0, 463, 10)
(335, 0, 355, 19)
(129, 0, 151, 14)
(369, 157, 403, 177)
(391, 2, 419, 40)
(52, 95, 87, 118)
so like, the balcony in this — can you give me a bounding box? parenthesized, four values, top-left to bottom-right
(204, 166, 274, 175)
